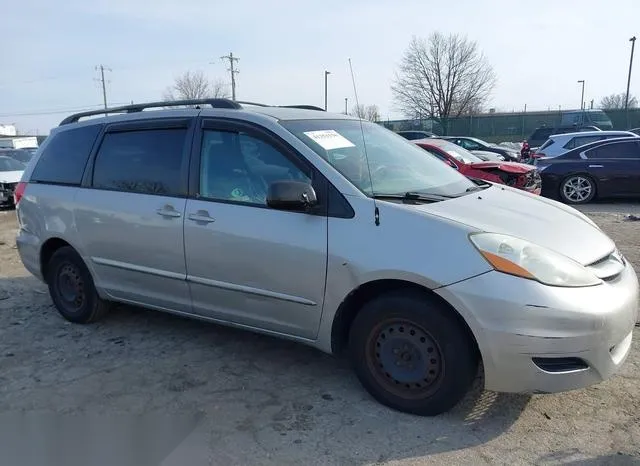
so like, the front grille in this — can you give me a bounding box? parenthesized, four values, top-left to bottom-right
(532, 357, 589, 372)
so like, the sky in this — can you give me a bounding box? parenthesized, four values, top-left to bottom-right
(1, 0, 639, 134)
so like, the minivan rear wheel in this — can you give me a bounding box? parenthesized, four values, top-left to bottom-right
(349, 291, 477, 416)
(46, 246, 111, 323)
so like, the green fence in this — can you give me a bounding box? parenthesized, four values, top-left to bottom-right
(384, 108, 640, 143)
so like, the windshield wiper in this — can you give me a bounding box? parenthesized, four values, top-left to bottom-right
(372, 192, 452, 203)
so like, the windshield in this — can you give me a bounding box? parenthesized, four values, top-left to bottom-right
(281, 119, 476, 197)
(588, 110, 612, 124)
(429, 141, 484, 163)
(0, 157, 25, 172)
(0, 149, 32, 163)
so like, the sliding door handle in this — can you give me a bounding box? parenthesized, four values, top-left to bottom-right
(188, 211, 216, 223)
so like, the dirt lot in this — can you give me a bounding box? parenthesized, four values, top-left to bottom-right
(0, 209, 638, 466)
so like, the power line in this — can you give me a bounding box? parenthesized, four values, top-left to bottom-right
(220, 52, 239, 100)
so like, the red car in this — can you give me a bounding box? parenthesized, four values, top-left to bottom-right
(414, 138, 542, 195)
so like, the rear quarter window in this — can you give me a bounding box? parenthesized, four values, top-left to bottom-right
(538, 139, 555, 151)
(30, 125, 102, 185)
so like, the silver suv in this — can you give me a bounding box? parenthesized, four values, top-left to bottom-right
(15, 99, 638, 416)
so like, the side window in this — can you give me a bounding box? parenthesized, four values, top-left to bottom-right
(565, 136, 602, 150)
(585, 142, 640, 159)
(92, 128, 187, 196)
(538, 139, 555, 151)
(199, 130, 311, 206)
(461, 139, 480, 150)
(31, 125, 101, 185)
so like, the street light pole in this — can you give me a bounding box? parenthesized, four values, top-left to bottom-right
(577, 80, 585, 110)
(625, 36, 636, 129)
(324, 70, 331, 111)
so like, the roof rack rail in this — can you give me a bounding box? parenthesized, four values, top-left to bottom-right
(278, 105, 325, 111)
(59, 98, 242, 125)
(235, 100, 269, 107)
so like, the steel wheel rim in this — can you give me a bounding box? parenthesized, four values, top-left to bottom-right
(366, 319, 444, 399)
(563, 176, 592, 202)
(56, 263, 85, 311)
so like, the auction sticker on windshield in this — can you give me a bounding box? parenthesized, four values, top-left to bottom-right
(303, 130, 356, 150)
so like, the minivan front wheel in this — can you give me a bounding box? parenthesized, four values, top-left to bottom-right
(46, 246, 111, 323)
(349, 291, 477, 416)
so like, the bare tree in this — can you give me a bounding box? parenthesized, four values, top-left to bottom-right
(164, 70, 230, 101)
(599, 92, 638, 110)
(351, 104, 380, 122)
(391, 33, 496, 133)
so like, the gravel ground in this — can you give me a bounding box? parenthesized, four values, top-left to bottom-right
(0, 209, 638, 466)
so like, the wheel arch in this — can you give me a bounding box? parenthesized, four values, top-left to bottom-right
(330, 279, 480, 359)
(40, 237, 77, 281)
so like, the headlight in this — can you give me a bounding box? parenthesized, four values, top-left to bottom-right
(469, 233, 601, 287)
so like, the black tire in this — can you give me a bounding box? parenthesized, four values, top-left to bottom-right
(45, 246, 111, 323)
(349, 291, 477, 416)
(559, 174, 596, 205)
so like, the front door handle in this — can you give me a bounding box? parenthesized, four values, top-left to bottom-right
(588, 164, 604, 168)
(188, 210, 216, 224)
(156, 206, 182, 218)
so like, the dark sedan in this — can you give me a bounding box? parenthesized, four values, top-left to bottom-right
(441, 136, 520, 162)
(535, 137, 640, 204)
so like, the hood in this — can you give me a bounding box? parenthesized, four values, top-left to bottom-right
(413, 185, 614, 265)
(468, 161, 533, 174)
(0, 170, 23, 183)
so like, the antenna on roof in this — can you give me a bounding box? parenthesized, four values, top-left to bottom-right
(348, 58, 379, 226)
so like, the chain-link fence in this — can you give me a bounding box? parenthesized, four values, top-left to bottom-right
(383, 108, 640, 143)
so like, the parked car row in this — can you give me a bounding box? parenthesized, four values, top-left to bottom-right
(413, 138, 541, 195)
(396, 126, 640, 205)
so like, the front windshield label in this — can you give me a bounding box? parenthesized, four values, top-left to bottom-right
(303, 130, 356, 150)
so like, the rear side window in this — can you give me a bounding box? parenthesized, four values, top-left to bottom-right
(585, 141, 640, 159)
(30, 125, 101, 185)
(564, 136, 602, 150)
(92, 129, 187, 196)
(538, 139, 555, 151)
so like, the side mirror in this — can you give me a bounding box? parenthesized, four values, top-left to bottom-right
(267, 180, 317, 212)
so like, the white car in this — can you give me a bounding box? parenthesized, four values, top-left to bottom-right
(535, 131, 638, 158)
(0, 155, 25, 207)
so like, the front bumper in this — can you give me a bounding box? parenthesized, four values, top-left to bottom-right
(435, 263, 638, 394)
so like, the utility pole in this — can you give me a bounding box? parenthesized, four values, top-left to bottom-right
(344, 97, 348, 114)
(625, 36, 636, 129)
(220, 52, 240, 100)
(577, 80, 585, 110)
(324, 70, 331, 111)
(95, 65, 111, 113)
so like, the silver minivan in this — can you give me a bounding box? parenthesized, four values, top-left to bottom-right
(15, 100, 638, 416)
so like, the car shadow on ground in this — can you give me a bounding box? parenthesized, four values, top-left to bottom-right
(0, 275, 532, 464)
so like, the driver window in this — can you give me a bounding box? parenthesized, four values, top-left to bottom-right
(200, 130, 310, 206)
